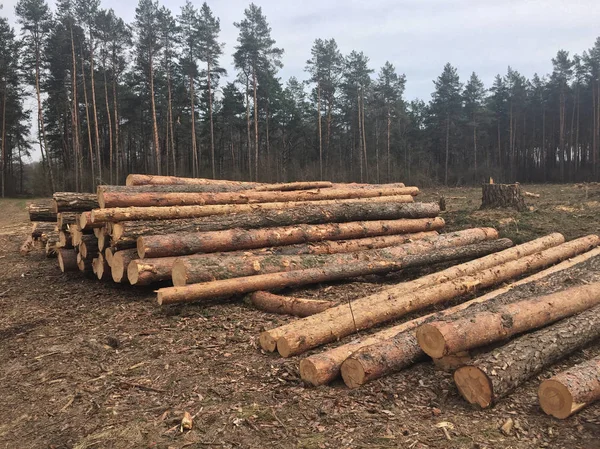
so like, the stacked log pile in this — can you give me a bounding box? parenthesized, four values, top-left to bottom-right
(21, 174, 600, 420)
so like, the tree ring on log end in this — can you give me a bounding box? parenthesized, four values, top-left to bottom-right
(539, 379, 573, 419)
(340, 358, 366, 389)
(416, 324, 446, 358)
(259, 332, 278, 352)
(454, 366, 493, 408)
(127, 261, 140, 285)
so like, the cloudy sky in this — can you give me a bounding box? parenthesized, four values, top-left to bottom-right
(2, 0, 600, 158)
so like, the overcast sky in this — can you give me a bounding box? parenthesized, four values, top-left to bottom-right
(2, 0, 600, 159)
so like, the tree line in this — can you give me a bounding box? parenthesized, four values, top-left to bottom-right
(1, 0, 600, 195)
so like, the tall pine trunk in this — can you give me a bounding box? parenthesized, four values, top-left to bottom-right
(149, 51, 160, 175)
(245, 75, 251, 180)
(207, 58, 216, 179)
(317, 82, 322, 179)
(167, 73, 176, 176)
(70, 25, 82, 192)
(361, 88, 368, 182)
(190, 75, 198, 177)
(35, 39, 55, 192)
(387, 106, 391, 182)
(252, 65, 259, 181)
(88, 33, 101, 186)
(103, 69, 113, 185)
(1, 82, 6, 197)
(81, 52, 95, 191)
(112, 76, 120, 184)
(445, 115, 450, 185)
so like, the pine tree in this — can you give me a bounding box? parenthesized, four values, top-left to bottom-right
(463, 72, 486, 172)
(15, 0, 56, 191)
(233, 3, 283, 181)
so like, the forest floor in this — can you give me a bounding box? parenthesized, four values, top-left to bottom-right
(1, 184, 600, 449)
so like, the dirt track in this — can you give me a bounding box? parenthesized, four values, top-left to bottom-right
(1, 186, 600, 449)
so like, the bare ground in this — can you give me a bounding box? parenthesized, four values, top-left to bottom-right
(1, 185, 600, 449)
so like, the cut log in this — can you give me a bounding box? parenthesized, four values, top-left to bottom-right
(248, 291, 337, 317)
(432, 352, 472, 372)
(57, 212, 78, 230)
(172, 229, 501, 285)
(78, 211, 104, 230)
(105, 247, 114, 267)
(94, 254, 111, 281)
(139, 217, 445, 258)
(77, 252, 93, 272)
(97, 227, 108, 252)
(98, 186, 419, 208)
(271, 235, 599, 358)
(127, 257, 178, 286)
(269, 233, 564, 356)
(481, 183, 526, 211)
(28, 202, 57, 222)
(52, 192, 99, 213)
(126, 174, 262, 187)
(539, 354, 600, 419)
(301, 244, 600, 387)
(32, 222, 56, 239)
(110, 202, 441, 250)
(58, 231, 73, 249)
(524, 191, 540, 198)
(100, 184, 266, 194)
(110, 249, 139, 283)
(79, 234, 99, 260)
(157, 233, 506, 306)
(91, 196, 421, 223)
(417, 283, 600, 359)
(20, 235, 34, 255)
(45, 232, 59, 258)
(254, 181, 333, 191)
(454, 304, 600, 408)
(57, 248, 78, 272)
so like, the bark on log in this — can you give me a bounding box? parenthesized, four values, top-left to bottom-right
(45, 232, 59, 258)
(481, 183, 526, 212)
(254, 182, 333, 191)
(32, 222, 56, 239)
(109, 202, 441, 250)
(100, 184, 267, 194)
(248, 291, 337, 317)
(157, 232, 505, 306)
(99, 187, 418, 208)
(78, 211, 105, 230)
(110, 249, 139, 283)
(302, 245, 600, 387)
(139, 217, 445, 258)
(273, 234, 565, 357)
(58, 231, 73, 249)
(79, 234, 99, 260)
(172, 229, 500, 285)
(454, 304, 600, 408)
(57, 248, 78, 272)
(126, 174, 262, 187)
(28, 201, 57, 222)
(127, 257, 178, 286)
(57, 212, 78, 230)
(91, 196, 421, 223)
(539, 354, 600, 419)
(271, 235, 599, 358)
(417, 283, 600, 359)
(52, 192, 99, 213)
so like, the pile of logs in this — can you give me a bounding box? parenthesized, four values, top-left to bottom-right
(23, 174, 600, 420)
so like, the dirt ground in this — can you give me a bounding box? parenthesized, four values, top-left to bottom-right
(1, 184, 600, 449)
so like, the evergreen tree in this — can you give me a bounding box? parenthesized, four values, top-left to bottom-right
(463, 72, 487, 173)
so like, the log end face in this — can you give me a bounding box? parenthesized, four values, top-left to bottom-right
(454, 366, 493, 408)
(171, 260, 188, 287)
(136, 237, 146, 259)
(340, 358, 366, 389)
(299, 359, 323, 386)
(276, 337, 296, 358)
(539, 379, 574, 419)
(259, 331, 278, 352)
(112, 256, 125, 283)
(416, 324, 446, 359)
(127, 260, 140, 285)
(98, 191, 106, 209)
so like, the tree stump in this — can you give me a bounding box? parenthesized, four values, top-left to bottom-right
(481, 183, 526, 211)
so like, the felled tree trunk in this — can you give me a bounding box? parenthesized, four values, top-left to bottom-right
(127, 257, 178, 286)
(270, 235, 599, 358)
(301, 245, 600, 386)
(57, 212, 78, 230)
(109, 201, 440, 249)
(481, 183, 526, 211)
(125, 174, 262, 187)
(539, 354, 600, 419)
(109, 249, 139, 283)
(417, 283, 600, 358)
(248, 292, 337, 317)
(52, 192, 99, 213)
(29, 202, 56, 222)
(267, 233, 564, 356)
(172, 230, 502, 285)
(139, 217, 445, 258)
(454, 304, 600, 408)
(32, 222, 56, 239)
(58, 249, 78, 272)
(92, 195, 424, 223)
